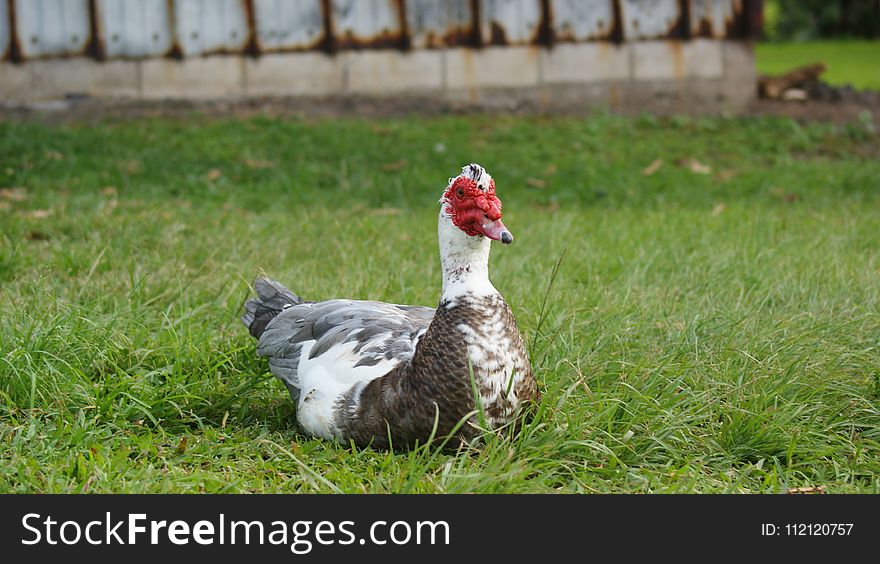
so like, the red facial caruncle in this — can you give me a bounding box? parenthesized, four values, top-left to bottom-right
(443, 176, 513, 244)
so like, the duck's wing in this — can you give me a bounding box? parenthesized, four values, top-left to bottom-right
(255, 298, 435, 398)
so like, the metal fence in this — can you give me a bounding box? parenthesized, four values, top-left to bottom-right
(1, 0, 762, 63)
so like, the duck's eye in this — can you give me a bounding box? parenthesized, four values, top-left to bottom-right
(456, 188, 465, 198)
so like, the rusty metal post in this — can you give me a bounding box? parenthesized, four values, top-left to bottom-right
(6, 0, 22, 62)
(470, 0, 482, 48)
(396, 0, 411, 51)
(320, 0, 336, 54)
(242, 0, 259, 57)
(85, 0, 105, 61)
(677, 0, 691, 39)
(610, 0, 624, 43)
(165, 0, 183, 59)
(536, 0, 554, 47)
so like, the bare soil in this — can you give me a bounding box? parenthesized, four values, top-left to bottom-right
(1, 88, 878, 126)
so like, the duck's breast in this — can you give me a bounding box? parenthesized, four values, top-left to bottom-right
(452, 294, 534, 428)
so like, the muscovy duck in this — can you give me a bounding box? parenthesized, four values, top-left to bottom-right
(242, 163, 540, 449)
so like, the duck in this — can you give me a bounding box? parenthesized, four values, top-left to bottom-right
(241, 163, 540, 449)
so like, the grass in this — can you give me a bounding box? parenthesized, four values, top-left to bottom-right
(755, 40, 880, 90)
(1, 112, 879, 493)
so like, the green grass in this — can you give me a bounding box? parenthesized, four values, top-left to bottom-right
(755, 40, 880, 90)
(1, 112, 879, 493)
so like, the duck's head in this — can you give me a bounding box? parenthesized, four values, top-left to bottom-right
(439, 163, 513, 245)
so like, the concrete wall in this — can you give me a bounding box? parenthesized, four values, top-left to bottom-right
(0, 39, 756, 111)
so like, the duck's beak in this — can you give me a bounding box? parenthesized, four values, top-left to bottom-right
(480, 218, 513, 245)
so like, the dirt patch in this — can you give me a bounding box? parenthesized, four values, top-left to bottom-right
(748, 78, 880, 127)
(744, 98, 877, 126)
(1, 88, 878, 127)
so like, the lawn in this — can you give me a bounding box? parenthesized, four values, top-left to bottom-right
(755, 40, 880, 90)
(1, 113, 878, 493)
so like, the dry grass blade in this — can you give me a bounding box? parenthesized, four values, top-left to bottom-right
(0, 188, 27, 201)
(642, 159, 663, 176)
(527, 178, 547, 188)
(382, 159, 407, 172)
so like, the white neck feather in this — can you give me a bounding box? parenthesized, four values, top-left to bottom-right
(438, 209, 497, 305)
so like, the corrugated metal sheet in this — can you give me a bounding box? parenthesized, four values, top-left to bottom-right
(619, 0, 681, 40)
(480, 0, 543, 45)
(691, 0, 741, 38)
(253, 0, 325, 51)
(174, 0, 249, 56)
(405, 0, 474, 49)
(550, 0, 615, 42)
(0, 2, 9, 60)
(1, 0, 763, 62)
(15, 0, 91, 58)
(97, 0, 172, 58)
(332, 0, 404, 49)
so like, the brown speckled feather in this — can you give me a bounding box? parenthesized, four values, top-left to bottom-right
(335, 294, 540, 449)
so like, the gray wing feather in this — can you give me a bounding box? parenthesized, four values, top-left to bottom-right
(242, 277, 303, 338)
(256, 298, 435, 392)
(308, 324, 352, 359)
(267, 355, 302, 399)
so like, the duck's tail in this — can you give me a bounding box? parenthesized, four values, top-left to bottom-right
(241, 277, 303, 339)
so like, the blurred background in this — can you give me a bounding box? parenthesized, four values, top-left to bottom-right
(763, 0, 879, 41)
(0, 0, 876, 117)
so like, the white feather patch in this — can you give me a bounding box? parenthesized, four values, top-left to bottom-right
(294, 340, 400, 440)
